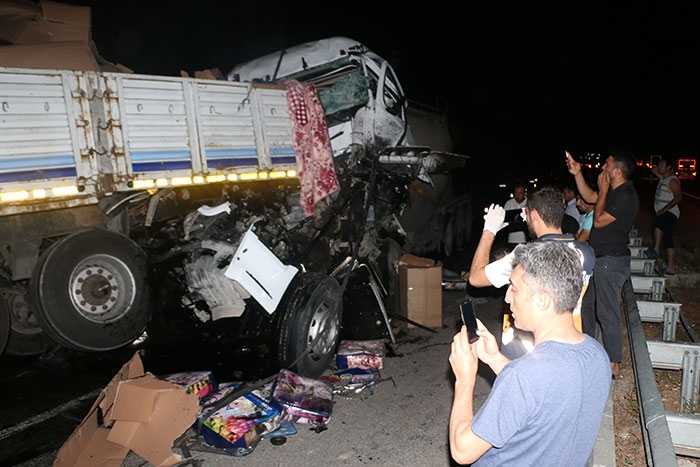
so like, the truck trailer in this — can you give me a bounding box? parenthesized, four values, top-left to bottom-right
(0, 37, 470, 376)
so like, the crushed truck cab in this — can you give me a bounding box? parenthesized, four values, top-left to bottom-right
(0, 37, 471, 377)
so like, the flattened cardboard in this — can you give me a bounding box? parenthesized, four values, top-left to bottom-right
(399, 262, 442, 328)
(54, 353, 200, 467)
(107, 374, 200, 467)
(53, 405, 129, 467)
(0, 41, 100, 71)
(99, 352, 145, 424)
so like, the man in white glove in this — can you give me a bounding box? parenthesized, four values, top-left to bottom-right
(482, 203, 509, 235)
(468, 187, 595, 359)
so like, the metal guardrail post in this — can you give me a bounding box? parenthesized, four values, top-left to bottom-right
(681, 351, 700, 412)
(652, 280, 664, 302)
(622, 279, 679, 466)
(663, 306, 679, 341)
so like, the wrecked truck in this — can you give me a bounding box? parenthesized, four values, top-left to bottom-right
(0, 37, 470, 376)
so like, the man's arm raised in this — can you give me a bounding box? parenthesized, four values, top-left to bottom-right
(468, 204, 508, 287)
(566, 151, 598, 204)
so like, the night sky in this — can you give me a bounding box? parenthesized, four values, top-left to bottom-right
(77, 1, 700, 176)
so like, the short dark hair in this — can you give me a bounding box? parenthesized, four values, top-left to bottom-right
(611, 151, 637, 180)
(659, 155, 676, 168)
(562, 181, 577, 195)
(526, 186, 564, 228)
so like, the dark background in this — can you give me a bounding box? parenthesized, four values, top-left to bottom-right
(75, 1, 700, 176)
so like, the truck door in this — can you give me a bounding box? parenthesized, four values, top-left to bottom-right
(373, 61, 414, 148)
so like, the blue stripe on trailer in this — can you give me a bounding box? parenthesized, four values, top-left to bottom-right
(206, 157, 259, 169)
(270, 147, 295, 155)
(205, 148, 258, 157)
(130, 149, 192, 162)
(132, 160, 192, 172)
(0, 167, 77, 182)
(0, 154, 75, 170)
(271, 155, 296, 164)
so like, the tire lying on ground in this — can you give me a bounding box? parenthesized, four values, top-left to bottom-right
(29, 229, 151, 352)
(276, 272, 342, 378)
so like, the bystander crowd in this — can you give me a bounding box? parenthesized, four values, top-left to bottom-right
(469, 186, 594, 357)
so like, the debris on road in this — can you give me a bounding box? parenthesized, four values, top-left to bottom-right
(197, 383, 280, 456)
(271, 369, 333, 427)
(336, 339, 385, 369)
(320, 367, 383, 398)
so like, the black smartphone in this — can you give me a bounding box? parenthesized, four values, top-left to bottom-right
(459, 299, 479, 343)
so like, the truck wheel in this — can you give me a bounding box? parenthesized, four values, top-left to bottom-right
(2, 288, 54, 356)
(0, 292, 9, 356)
(29, 230, 151, 352)
(276, 273, 342, 378)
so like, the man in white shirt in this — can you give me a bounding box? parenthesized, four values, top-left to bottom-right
(504, 184, 527, 248)
(650, 156, 682, 274)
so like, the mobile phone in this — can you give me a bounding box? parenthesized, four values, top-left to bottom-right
(459, 299, 479, 344)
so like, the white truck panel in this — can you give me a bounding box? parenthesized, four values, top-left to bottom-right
(0, 67, 301, 216)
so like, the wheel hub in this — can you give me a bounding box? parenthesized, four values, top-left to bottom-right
(307, 301, 339, 360)
(69, 255, 135, 323)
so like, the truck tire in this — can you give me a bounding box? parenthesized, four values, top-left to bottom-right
(276, 273, 342, 378)
(0, 293, 9, 356)
(2, 288, 54, 356)
(29, 230, 151, 352)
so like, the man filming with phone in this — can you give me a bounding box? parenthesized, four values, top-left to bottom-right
(449, 242, 611, 466)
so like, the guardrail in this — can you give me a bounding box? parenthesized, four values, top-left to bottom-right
(623, 231, 700, 465)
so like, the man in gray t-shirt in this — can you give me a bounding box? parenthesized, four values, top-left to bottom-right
(449, 242, 611, 466)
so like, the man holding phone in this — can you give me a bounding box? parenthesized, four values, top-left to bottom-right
(449, 242, 611, 466)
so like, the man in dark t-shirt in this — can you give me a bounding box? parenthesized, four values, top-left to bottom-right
(567, 151, 639, 378)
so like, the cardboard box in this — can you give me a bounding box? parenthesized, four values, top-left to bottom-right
(0, 0, 90, 45)
(398, 254, 442, 328)
(0, 41, 100, 71)
(54, 353, 200, 467)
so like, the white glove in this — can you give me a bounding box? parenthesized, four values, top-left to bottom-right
(483, 203, 508, 234)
